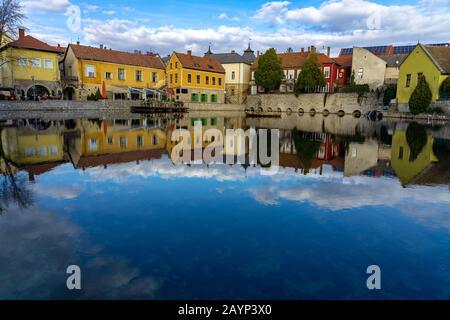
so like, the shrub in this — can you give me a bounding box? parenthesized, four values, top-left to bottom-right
(383, 84, 397, 106)
(409, 76, 432, 115)
(439, 77, 450, 100)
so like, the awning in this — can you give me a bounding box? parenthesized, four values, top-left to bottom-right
(109, 85, 129, 94)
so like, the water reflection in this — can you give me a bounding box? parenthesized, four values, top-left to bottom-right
(0, 113, 450, 299)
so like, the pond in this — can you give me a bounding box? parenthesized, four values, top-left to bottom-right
(0, 112, 449, 300)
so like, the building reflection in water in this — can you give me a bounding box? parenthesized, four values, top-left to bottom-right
(0, 114, 449, 188)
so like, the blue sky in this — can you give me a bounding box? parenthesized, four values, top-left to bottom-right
(20, 0, 450, 56)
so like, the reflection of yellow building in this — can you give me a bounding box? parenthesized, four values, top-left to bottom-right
(391, 129, 438, 185)
(81, 119, 167, 157)
(1, 126, 64, 166)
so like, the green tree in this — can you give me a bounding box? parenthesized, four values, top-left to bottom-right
(295, 53, 325, 94)
(439, 76, 450, 100)
(94, 88, 102, 100)
(406, 122, 427, 162)
(409, 76, 432, 115)
(254, 48, 283, 92)
(383, 84, 397, 106)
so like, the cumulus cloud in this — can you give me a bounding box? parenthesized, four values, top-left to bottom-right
(218, 13, 240, 22)
(103, 10, 116, 15)
(21, 0, 72, 12)
(76, 0, 450, 56)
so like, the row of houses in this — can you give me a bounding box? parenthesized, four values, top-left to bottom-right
(0, 27, 449, 106)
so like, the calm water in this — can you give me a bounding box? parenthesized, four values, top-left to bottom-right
(1, 112, 450, 300)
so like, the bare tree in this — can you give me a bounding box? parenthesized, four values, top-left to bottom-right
(0, 0, 25, 46)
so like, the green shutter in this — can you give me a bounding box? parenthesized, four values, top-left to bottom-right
(211, 95, 217, 103)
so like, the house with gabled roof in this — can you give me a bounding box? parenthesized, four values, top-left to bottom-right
(61, 43, 166, 100)
(205, 43, 255, 104)
(166, 50, 225, 104)
(397, 44, 450, 108)
(0, 28, 64, 99)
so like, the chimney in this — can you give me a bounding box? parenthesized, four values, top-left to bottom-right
(76, 41, 80, 45)
(187, 50, 192, 56)
(100, 44, 104, 49)
(57, 44, 61, 49)
(301, 48, 304, 53)
(231, 50, 235, 53)
(327, 46, 331, 57)
(134, 50, 139, 54)
(18, 28, 25, 39)
(257, 50, 260, 57)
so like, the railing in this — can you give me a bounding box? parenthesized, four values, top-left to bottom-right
(61, 75, 79, 82)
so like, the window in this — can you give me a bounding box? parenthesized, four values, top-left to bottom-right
(323, 66, 331, 79)
(88, 139, 98, 151)
(120, 136, 127, 149)
(170, 63, 173, 69)
(196, 75, 200, 84)
(49, 146, 58, 155)
(211, 94, 217, 103)
(137, 135, 144, 147)
(218, 78, 222, 86)
(205, 76, 209, 85)
(105, 72, 112, 80)
(201, 94, 208, 102)
(170, 74, 173, 84)
(406, 74, 411, 88)
(152, 72, 158, 82)
(31, 58, 41, 68)
(417, 73, 423, 82)
(211, 117, 217, 126)
(231, 71, 236, 80)
(188, 73, 192, 83)
(152, 135, 158, 145)
(181, 89, 188, 94)
(18, 57, 28, 67)
(85, 65, 96, 78)
(24, 147, 34, 157)
(191, 93, 199, 102)
(175, 73, 178, 83)
(212, 77, 216, 85)
(38, 147, 46, 157)
(44, 59, 53, 69)
(399, 146, 404, 160)
(118, 68, 125, 80)
(175, 62, 178, 68)
(136, 70, 143, 81)
(357, 67, 364, 79)
(107, 137, 114, 145)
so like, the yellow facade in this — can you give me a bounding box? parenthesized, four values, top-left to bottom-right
(397, 45, 449, 105)
(63, 46, 166, 100)
(166, 53, 225, 103)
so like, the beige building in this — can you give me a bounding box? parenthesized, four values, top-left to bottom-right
(351, 47, 387, 90)
(205, 45, 255, 104)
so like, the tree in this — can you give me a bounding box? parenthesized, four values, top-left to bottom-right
(0, 0, 25, 47)
(439, 77, 450, 100)
(254, 48, 283, 92)
(409, 75, 432, 115)
(295, 52, 325, 94)
(94, 88, 102, 100)
(383, 84, 397, 106)
(406, 122, 427, 162)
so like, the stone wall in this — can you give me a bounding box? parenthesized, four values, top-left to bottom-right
(247, 92, 382, 115)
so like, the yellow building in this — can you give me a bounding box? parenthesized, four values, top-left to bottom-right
(0, 28, 63, 99)
(166, 51, 225, 104)
(205, 44, 255, 104)
(397, 44, 450, 108)
(391, 125, 438, 186)
(61, 43, 166, 100)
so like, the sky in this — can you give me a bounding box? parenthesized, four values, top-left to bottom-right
(19, 0, 450, 56)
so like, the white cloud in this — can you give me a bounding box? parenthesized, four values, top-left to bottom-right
(253, 1, 291, 24)
(103, 10, 116, 15)
(85, 5, 99, 11)
(218, 13, 240, 22)
(21, 0, 72, 12)
(79, 0, 450, 56)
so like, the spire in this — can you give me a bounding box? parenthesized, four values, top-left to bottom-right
(243, 39, 256, 63)
(244, 39, 254, 53)
(205, 43, 213, 55)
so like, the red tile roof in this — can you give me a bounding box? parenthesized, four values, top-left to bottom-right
(174, 52, 225, 74)
(333, 55, 353, 67)
(68, 44, 165, 69)
(5, 35, 63, 53)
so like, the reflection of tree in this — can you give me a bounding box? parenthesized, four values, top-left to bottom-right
(332, 128, 365, 153)
(0, 129, 33, 214)
(433, 138, 450, 162)
(292, 128, 321, 173)
(406, 122, 427, 162)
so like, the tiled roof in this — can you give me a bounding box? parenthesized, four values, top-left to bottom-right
(175, 52, 225, 74)
(208, 52, 250, 64)
(423, 45, 450, 74)
(251, 51, 335, 70)
(5, 35, 63, 53)
(69, 44, 165, 69)
(333, 55, 353, 67)
(380, 54, 408, 67)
